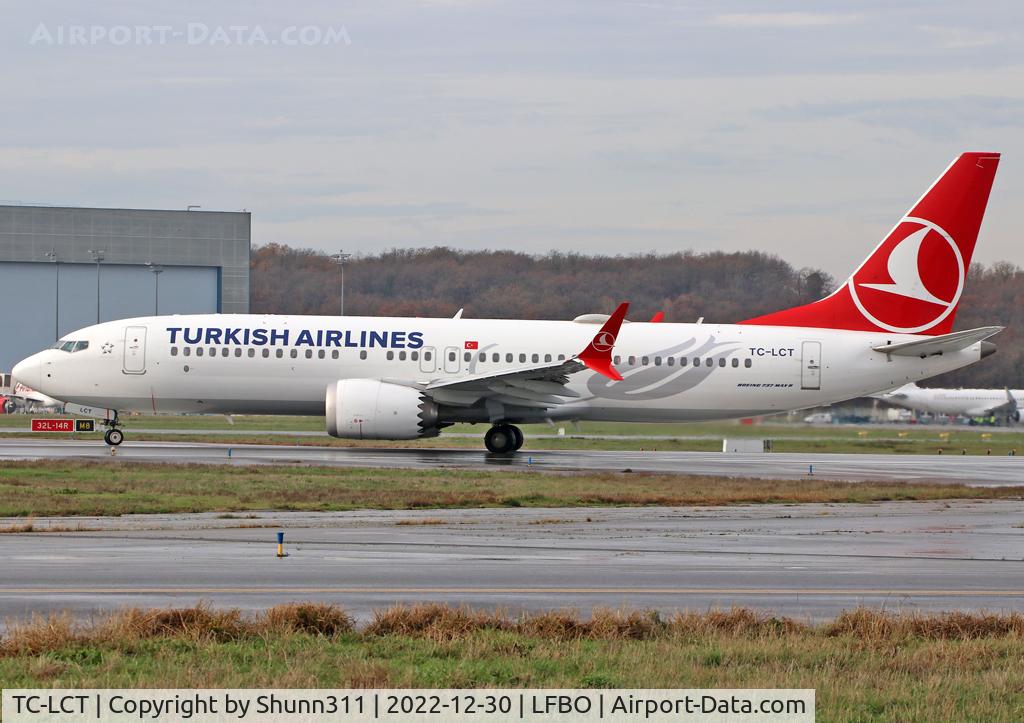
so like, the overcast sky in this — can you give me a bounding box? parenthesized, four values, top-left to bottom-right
(3, 1, 1022, 279)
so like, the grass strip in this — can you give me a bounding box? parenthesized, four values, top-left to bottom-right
(1, 603, 1022, 722)
(0, 460, 1021, 517)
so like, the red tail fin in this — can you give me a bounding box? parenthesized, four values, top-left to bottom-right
(741, 152, 1000, 335)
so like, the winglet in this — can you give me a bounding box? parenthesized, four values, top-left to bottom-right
(577, 302, 629, 381)
(649, 311, 664, 323)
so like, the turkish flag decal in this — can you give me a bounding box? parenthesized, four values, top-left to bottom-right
(464, 341, 479, 349)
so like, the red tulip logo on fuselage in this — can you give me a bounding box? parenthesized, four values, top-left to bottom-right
(592, 331, 616, 353)
(849, 217, 964, 334)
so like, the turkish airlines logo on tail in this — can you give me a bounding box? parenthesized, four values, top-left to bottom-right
(591, 331, 616, 353)
(848, 216, 964, 333)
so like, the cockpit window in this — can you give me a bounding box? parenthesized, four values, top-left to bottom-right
(54, 340, 89, 353)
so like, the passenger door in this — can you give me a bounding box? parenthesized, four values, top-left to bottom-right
(123, 326, 147, 374)
(443, 346, 461, 374)
(801, 341, 821, 390)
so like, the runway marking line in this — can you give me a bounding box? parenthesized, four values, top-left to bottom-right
(3, 588, 1024, 596)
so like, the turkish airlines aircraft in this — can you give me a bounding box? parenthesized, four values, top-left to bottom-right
(874, 383, 1021, 422)
(11, 153, 1003, 452)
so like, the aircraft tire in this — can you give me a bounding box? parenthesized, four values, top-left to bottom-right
(105, 428, 124, 446)
(510, 425, 524, 451)
(485, 424, 516, 454)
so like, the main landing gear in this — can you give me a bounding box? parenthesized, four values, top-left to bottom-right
(484, 424, 524, 454)
(102, 413, 124, 446)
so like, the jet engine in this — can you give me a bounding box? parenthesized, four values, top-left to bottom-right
(326, 379, 441, 439)
(1012, 410, 1020, 423)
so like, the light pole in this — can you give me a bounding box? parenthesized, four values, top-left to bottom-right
(45, 248, 58, 340)
(330, 251, 351, 316)
(88, 248, 105, 323)
(147, 263, 164, 315)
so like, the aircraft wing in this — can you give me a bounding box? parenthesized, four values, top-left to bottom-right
(980, 389, 1019, 418)
(421, 302, 628, 410)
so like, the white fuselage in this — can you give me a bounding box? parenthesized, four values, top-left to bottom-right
(13, 314, 989, 424)
(880, 384, 1021, 417)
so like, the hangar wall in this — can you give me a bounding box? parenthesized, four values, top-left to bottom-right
(0, 205, 250, 372)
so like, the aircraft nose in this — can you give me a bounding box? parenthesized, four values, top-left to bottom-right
(11, 354, 42, 390)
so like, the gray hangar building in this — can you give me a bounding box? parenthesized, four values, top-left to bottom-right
(0, 205, 250, 372)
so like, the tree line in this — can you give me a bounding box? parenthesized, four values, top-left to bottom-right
(250, 244, 1023, 388)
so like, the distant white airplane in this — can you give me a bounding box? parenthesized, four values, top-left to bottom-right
(5, 382, 64, 413)
(11, 153, 1004, 451)
(873, 382, 1021, 421)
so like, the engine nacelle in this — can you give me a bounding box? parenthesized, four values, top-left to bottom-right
(1013, 410, 1020, 423)
(326, 379, 440, 439)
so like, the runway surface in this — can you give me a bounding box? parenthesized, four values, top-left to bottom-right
(2, 502, 1022, 623)
(1, 438, 1022, 484)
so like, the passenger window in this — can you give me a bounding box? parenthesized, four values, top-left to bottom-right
(234, 348, 242, 357)
(222, 348, 229, 357)
(492, 353, 499, 362)
(614, 356, 621, 365)
(276, 349, 283, 358)
(642, 356, 649, 366)
(360, 350, 367, 360)
(506, 353, 513, 363)
(424, 351, 432, 361)
(318, 350, 325, 359)
(706, 358, 713, 367)
(400, 351, 407, 361)
(262, 349, 270, 358)
(464, 352, 471, 362)
(171, 347, 178, 357)
(544, 353, 552, 362)
(731, 358, 739, 368)
(519, 353, 526, 363)
(183, 347, 191, 357)
(532, 353, 539, 363)
(305, 350, 313, 359)
(667, 357, 674, 366)
(693, 357, 699, 366)
(291, 349, 298, 359)
(558, 354, 565, 361)
(196, 348, 204, 357)
(654, 356, 662, 366)
(680, 357, 687, 367)
(387, 351, 394, 360)
(248, 348, 255, 358)
(628, 356, 636, 366)
(411, 351, 419, 361)
(745, 358, 752, 368)
(449, 351, 456, 362)
(718, 358, 726, 367)
(208, 347, 216, 357)
(332, 350, 339, 359)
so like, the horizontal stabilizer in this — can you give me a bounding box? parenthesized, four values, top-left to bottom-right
(872, 326, 1003, 357)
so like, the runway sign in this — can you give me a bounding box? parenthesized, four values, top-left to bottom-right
(31, 419, 74, 432)
(30, 419, 95, 432)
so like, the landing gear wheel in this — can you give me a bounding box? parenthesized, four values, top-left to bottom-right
(510, 425, 524, 451)
(485, 424, 517, 454)
(104, 428, 124, 446)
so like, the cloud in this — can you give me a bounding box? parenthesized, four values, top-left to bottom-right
(708, 12, 862, 28)
(917, 25, 1004, 49)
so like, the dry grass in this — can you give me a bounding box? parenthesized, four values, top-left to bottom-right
(825, 608, 1024, 640)
(394, 518, 448, 526)
(6, 603, 1021, 658)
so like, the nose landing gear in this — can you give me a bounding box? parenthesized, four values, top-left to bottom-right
(484, 424, 524, 454)
(102, 413, 124, 446)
